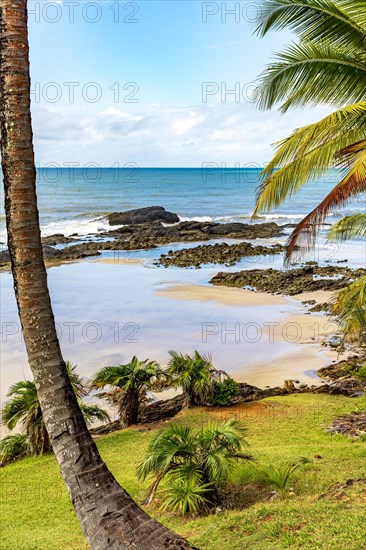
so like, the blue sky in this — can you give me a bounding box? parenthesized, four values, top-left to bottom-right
(28, 0, 331, 166)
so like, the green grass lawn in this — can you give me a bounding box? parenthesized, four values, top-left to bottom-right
(1, 394, 365, 549)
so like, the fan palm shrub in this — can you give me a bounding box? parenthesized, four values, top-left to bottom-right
(137, 419, 252, 514)
(2, 380, 51, 455)
(1, 362, 109, 460)
(167, 350, 224, 407)
(91, 356, 165, 427)
(253, 0, 366, 339)
(0, 434, 30, 467)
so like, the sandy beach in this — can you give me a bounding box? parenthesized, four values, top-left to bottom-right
(1, 259, 344, 404)
(156, 282, 344, 387)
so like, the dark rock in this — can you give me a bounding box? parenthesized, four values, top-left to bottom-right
(317, 355, 366, 395)
(139, 394, 185, 424)
(105, 206, 179, 226)
(156, 241, 284, 268)
(106, 220, 284, 244)
(41, 234, 76, 245)
(210, 265, 366, 295)
(42, 243, 101, 261)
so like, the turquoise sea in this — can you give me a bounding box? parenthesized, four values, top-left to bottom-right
(1, 167, 365, 240)
(0, 168, 365, 409)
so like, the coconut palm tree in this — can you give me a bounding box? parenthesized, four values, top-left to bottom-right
(167, 350, 222, 407)
(0, 2, 191, 546)
(91, 357, 166, 427)
(137, 419, 252, 514)
(253, 0, 366, 339)
(1, 363, 109, 457)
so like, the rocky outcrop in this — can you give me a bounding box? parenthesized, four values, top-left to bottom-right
(157, 241, 284, 268)
(41, 234, 77, 245)
(317, 355, 366, 395)
(105, 206, 179, 226)
(210, 265, 366, 295)
(106, 220, 284, 244)
(0, 242, 101, 265)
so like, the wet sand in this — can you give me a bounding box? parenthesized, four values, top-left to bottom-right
(156, 284, 287, 307)
(157, 283, 344, 387)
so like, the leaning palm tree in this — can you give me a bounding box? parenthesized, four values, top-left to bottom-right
(253, 0, 366, 339)
(91, 357, 166, 427)
(137, 419, 252, 514)
(167, 350, 221, 407)
(0, 1, 192, 546)
(1, 363, 109, 457)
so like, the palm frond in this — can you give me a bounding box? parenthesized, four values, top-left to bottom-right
(285, 142, 366, 262)
(253, 104, 366, 215)
(160, 478, 211, 515)
(66, 361, 88, 398)
(257, 40, 366, 111)
(328, 213, 366, 240)
(0, 434, 30, 466)
(255, 0, 366, 50)
(332, 275, 366, 338)
(80, 403, 110, 425)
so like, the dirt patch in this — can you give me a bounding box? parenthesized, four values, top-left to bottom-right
(319, 478, 366, 503)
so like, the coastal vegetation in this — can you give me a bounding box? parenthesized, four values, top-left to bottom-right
(1, 394, 365, 549)
(0, 362, 109, 465)
(137, 419, 252, 512)
(91, 356, 166, 427)
(167, 351, 229, 407)
(1, 0, 365, 548)
(253, 0, 366, 340)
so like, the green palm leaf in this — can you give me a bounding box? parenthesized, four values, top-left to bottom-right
(253, 104, 366, 215)
(328, 213, 366, 240)
(332, 275, 366, 338)
(257, 40, 366, 111)
(137, 419, 251, 513)
(255, 0, 366, 50)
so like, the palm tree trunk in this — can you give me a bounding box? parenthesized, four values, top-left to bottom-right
(0, 2, 194, 548)
(120, 390, 140, 427)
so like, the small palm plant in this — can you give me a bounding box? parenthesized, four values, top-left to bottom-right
(1, 361, 109, 462)
(2, 380, 50, 456)
(137, 419, 252, 514)
(91, 356, 166, 427)
(252, 458, 311, 498)
(167, 350, 222, 407)
(0, 434, 30, 467)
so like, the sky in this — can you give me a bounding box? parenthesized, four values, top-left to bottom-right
(28, 0, 331, 167)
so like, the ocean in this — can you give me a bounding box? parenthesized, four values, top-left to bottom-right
(1, 167, 365, 241)
(1, 167, 365, 406)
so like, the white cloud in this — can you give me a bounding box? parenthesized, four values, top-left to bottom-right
(32, 102, 332, 167)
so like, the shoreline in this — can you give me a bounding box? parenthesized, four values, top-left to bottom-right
(157, 283, 345, 387)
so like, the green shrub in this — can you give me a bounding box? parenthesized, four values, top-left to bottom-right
(0, 434, 30, 466)
(209, 378, 239, 406)
(353, 365, 366, 382)
(137, 419, 252, 514)
(251, 458, 311, 498)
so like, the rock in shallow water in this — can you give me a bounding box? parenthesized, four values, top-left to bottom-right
(210, 265, 366, 295)
(105, 206, 179, 225)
